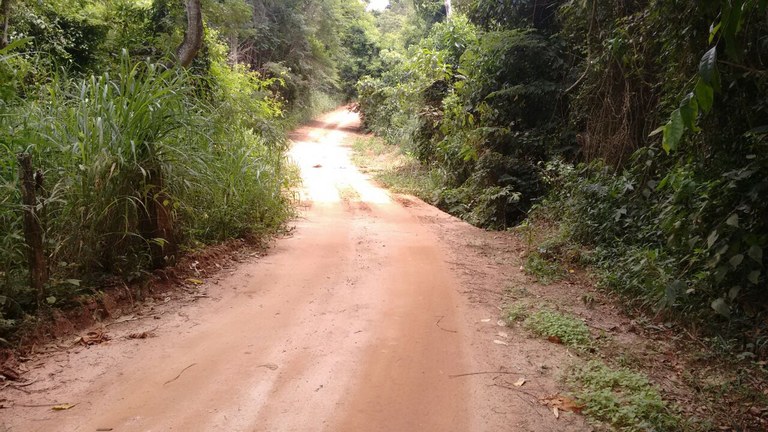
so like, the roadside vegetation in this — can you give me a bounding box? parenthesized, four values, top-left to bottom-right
(353, 0, 767, 429)
(355, 0, 767, 365)
(0, 0, 380, 338)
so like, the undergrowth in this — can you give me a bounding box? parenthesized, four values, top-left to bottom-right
(523, 252, 564, 285)
(567, 360, 682, 431)
(350, 136, 441, 200)
(523, 309, 591, 348)
(0, 55, 297, 335)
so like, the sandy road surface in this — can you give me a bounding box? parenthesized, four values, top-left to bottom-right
(2, 108, 589, 432)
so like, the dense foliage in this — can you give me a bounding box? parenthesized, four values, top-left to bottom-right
(356, 0, 768, 341)
(0, 0, 380, 334)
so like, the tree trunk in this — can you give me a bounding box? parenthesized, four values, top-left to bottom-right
(176, 0, 203, 67)
(444, 0, 452, 18)
(0, 0, 11, 49)
(17, 153, 48, 308)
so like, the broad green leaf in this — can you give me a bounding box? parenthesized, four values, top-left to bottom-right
(707, 230, 719, 248)
(726, 213, 739, 227)
(748, 245, 763, 263)
(649, 125, 665, 137)
(65, 279, 81, 286)
(679, 93, 700, 131)
(46, 296, 57, 305)
(699, 47, 718, 85)
(729, 286, 741, 300)
(711, 298, 730, 318)
(748, 271, 761, 285)
(662, 109, 685, 153)
(709, 22, 722, 44)
(695, 79, 714, 113)
(729, 254, 744, 268)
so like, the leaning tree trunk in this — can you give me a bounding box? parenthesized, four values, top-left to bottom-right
(0, 0, 11, 49)
(176, 0, 203, 67)
(17, 153, 48, 307)
(444, 0, 452, 18)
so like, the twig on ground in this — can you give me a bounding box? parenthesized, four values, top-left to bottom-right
(449, 371, 518, 378)
(435, 316, 458, 333)
(9, 378, 38, 389)
(164, 363, 197, 385)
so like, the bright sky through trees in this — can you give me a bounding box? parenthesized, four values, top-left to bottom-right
(367, 0, 389, 11)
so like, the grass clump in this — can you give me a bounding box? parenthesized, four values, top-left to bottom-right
(524, 251, 565, 285)
(0, 56, 296, 332)
(524, 309, 591, 347)
(567, 360, 680, 431)
(350, 136, 441, 200)
(504, 302, 529, 323)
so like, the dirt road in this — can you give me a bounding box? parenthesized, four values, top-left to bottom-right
(2, 109, 588, 431)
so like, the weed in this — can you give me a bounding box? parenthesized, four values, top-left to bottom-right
(524, 309, 591, 347)
(567, 360, 681, 431)
(504, 302, 529, 323)
(524, 252, 564, 285)
(503, 284, 530, 299)
(350, 136, 442, 201)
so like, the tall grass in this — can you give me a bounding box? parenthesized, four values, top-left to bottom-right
(0, 55, 296, 330)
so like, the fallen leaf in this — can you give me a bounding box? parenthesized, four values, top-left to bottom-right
(496, 320, 506, 327)
(186, 278, 204, 285)
(497, 331, 509, 339)
(312, 164, 322, 168)
(513, 377, 526, 387)
(540, 395, 584, 414)
(553, 407, 560, 419)
(96, 428, 114, 431)
(112, 315, 135, 324)
(480, 318, 491, 323)
(0, 367, 20, 381)
(547, 335, 563, 344)
(127, 330, 155, 339)
(493, 340, 509, 346)
(52, 403, 77, 411)
(78, 330, 110, 346)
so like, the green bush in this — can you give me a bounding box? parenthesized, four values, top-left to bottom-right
(0, 55, 295, 331)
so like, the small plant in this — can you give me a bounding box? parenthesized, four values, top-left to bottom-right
(524, 309, 591, 347)
(504, 302, 529, 323)
(524, 252, 564, 285)
(567, 360, 681, 431)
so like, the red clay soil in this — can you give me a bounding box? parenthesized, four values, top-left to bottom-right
(0, 109, 590, 432)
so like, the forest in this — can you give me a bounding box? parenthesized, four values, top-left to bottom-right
(356, 0, 768, 343)
(0, 0, 767, 429)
